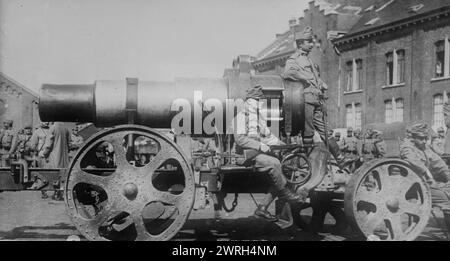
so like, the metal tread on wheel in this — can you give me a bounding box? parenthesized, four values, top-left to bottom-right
(344, 158, 431, 241)
(65, 125, 195, 241)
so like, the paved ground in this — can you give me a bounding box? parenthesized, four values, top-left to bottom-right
(0, 191, 448, 241)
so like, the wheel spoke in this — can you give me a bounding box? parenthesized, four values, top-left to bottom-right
(153, 190, 183, 207)
(138, 147, 172, 176)
(355, 188, 381, 206)
(359, 210, 386, 234)
(133, 215, 150, 241)
(72, 164, 113, 191)
(373, 165, 389, 189)
(388, 214, 404, 240)
(400, 200, 425, 217)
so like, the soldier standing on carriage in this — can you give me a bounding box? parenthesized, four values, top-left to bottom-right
(283, 26, 351, 170)
(400, 123, 450, 234)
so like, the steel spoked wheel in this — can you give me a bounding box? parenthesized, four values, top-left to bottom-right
(281, 153, 311, 186)
(65, 125, 195, 241)
(345, 159, 431, 241)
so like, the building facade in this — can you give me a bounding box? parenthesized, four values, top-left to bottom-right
(0, 72, 40, 130)
(333, 0, 450, 138)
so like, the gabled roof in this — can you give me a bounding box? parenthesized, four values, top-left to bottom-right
(253, 0, 374, 65)
(340, 0, 450, 40)
(0, 72, 39, 98)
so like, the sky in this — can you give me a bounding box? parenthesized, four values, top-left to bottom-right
(0, 0, 308, 92)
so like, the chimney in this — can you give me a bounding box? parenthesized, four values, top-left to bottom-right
(289, 18, 297, 30)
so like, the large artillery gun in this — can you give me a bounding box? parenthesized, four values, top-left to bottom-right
(2, 64, 431, 241)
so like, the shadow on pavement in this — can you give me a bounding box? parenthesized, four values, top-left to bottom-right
(0, 222, 81, 240)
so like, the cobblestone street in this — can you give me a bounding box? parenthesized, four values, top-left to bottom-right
(0, 191, 447, 241)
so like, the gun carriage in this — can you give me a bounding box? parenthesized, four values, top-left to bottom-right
(0, 66, 432, 241)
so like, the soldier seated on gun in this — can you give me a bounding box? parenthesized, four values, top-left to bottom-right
(400, 123, 450, 235)
(233, 85, 307, 222)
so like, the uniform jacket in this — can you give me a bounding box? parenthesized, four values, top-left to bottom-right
(283, 50, 327, 105)
(400, 138, 450, 183)
(31, 127, 50, 153)
(342, 136, 359, 155)
(0, 129, 18, 152)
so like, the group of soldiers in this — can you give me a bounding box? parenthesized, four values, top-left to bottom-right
(334, 127, 386, 168)
(0, 120, 84, 197)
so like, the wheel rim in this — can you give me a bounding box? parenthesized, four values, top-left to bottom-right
(65, 125, 195, 241)
(345, 159, 431, 241)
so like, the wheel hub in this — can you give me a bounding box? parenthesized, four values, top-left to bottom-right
(123, 183, 138, 200)
(385, 197, 400, 213)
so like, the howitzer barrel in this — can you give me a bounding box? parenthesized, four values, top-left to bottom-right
(39, 72, 305, 135)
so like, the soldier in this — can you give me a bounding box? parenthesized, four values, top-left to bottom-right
(373, 130, 387, 158)
(361, 129, 376, 162)
(400, 123, 450, 234)
(354, 128, 362, 140)
(283, 26, 351, 170)
(0, 120, 18, 167)
(431, 127, 446, 156)
(10, 125, 34, 163)
(341, 127, 359, 158)
(30, 122, 51, 167)
(233, 85, 307, 221)
(334, 131, 344, 152)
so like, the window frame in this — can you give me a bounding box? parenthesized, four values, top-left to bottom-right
(386, 49, 405, 86)
(434, 38, 450, 79)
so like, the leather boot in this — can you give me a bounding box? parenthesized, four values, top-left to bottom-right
(277, 187, 306, 204)
(254, 205, 278, 222)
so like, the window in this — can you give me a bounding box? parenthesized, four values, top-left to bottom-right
(433, 92, 450, 127)
(356, 59, 363, 90)
(355, 103, 362, 130)
(346, 103, 362, 129)
(386, 49, 405, 85)
(395, 98, 404, 122)
(434, 94, 444, 126)
(345, 59, 363, 92)
(385, 97, 404, 123)
(385, 100, 393, 123)
(346, 61, 353, 92)
(435, 38, 450, 78)
(346, 104, 353, 128)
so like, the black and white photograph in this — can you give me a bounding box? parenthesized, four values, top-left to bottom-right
(1, 0, 450, 244)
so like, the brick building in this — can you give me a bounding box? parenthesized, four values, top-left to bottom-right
(332, 0, 450, 149)
(246, 0, 450, 154)
(0, 72, 40, 130)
